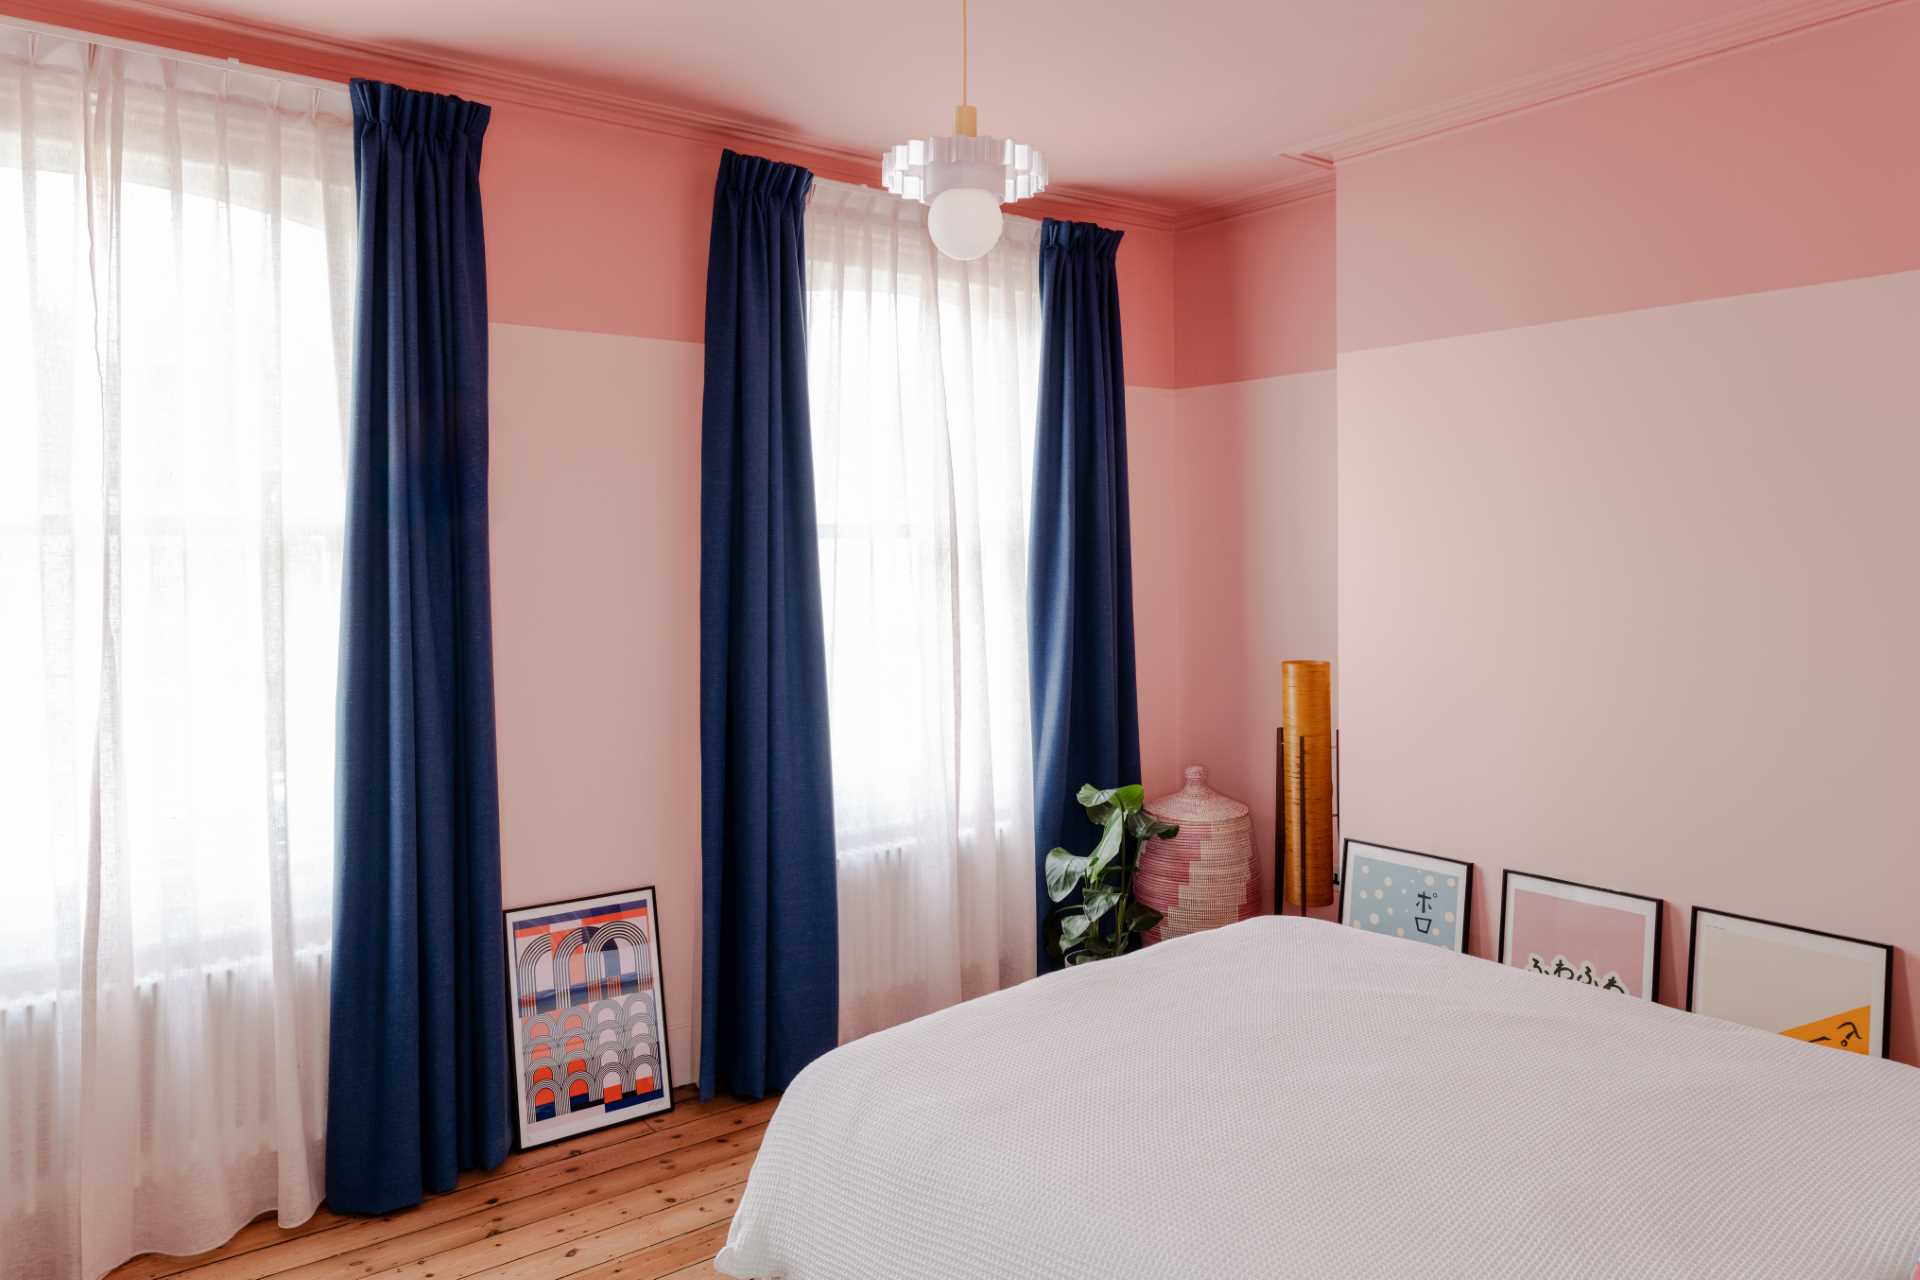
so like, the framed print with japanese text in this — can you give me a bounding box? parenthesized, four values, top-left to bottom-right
(1338, 840, 1471, 953)
(1499, 870, 1662, 1001)
(1688, 908, 1893, 1058)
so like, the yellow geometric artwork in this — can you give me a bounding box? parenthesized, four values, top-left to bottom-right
(1782, 1006, 1873, 1054)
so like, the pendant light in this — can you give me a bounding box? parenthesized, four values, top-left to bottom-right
(881, 0, 1048, 261)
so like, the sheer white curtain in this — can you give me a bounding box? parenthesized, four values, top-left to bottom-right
(0, 26, 355, 1280)
(804, 180, 1041, 1041)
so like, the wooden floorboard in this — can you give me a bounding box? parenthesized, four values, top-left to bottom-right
(107, 1087, 766, 1280)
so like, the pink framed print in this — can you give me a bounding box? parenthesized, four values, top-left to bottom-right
(1498, 871, 1663, 1001)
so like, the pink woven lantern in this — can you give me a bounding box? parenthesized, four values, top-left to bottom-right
(1136, 765, 1257, 943)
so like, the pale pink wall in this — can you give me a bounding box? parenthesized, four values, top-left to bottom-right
(1164, 373, 1339, 915)
(1172, 193, 1337, 389)
(489, 325, 705, 1083)
(1336, 6, 1920, 1064)
(1127, 385, 1184, 799)
(1339, 270, 1920, 1063)
(1336, 2, 1920, 354)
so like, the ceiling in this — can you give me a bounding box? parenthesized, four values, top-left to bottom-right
(89, 0, 1807, 211)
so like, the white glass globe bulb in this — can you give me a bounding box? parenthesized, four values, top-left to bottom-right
(927, 186, 1004, 261)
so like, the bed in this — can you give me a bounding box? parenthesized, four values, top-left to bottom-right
(717, 916, 1920, 1279)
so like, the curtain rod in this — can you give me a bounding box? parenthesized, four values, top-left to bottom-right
(0, 12, 348, 96)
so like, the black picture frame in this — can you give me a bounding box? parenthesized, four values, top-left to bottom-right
(502, 884, 676, 1149)
(1496, 869, 1665, 1001)
(1337, 838, 1474, 954)
(1686, 905, 1896, 1059)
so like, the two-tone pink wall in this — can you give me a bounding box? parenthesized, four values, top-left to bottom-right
(1134, 193, 1341, 914)
(1334, 2, 1920, 1062)
(474, 103, 1181, 1083)
(15, 0, 1914, 1073)
(4, 0, 1186, 1084)
(484, 1, 1920, 1073)
(1149, 2, 1920, 1064)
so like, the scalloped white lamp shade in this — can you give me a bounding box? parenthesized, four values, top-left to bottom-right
(882, 133, 1048, 262)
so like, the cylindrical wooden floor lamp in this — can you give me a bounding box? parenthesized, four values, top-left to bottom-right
(1279, 659, 1335, 912)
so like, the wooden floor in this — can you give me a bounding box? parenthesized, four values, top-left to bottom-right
(107, 1088, 770, 1280)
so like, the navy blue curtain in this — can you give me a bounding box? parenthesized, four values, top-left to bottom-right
(698, 151, 839, 1100)
(327, 79, 510, 1214)
(1028, 219, 1143, 972)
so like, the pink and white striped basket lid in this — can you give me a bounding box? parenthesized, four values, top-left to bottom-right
(1146, 765, 1249, 826)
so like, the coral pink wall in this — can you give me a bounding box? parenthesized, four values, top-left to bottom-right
(1172, 192, 1336, 388)
(1336, 2, 1920, 354)
(480, 99, 1180, 386)
(3, 0, 1182, 380)
(480, 111, 713, 345)
(1336, 1, 1920, 1064)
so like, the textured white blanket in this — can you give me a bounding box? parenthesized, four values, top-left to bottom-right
(718, 916, 1920, 1279)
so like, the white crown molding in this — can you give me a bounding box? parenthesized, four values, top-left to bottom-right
(1276, 0, 1908, 163)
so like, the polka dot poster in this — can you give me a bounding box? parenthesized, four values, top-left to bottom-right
(1338, 841, 1472, 953)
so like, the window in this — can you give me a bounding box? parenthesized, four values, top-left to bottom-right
(804, 180, 1041, 1040)
(0, 27, 355, 1275)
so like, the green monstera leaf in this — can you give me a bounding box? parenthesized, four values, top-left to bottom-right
(1042, 781, 1168, 966)
(1044, 848, 1090, 903)
(1086, 809, 1127, 877)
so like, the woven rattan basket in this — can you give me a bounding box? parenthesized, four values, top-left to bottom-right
(1136, 765, 1256, 943)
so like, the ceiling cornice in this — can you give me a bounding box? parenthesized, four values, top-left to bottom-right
(1276, 0, 1908, 164)
(1170, 169, 1336, 231)
(0, 0, 1196, 229)
(3, 0, 1907, 228)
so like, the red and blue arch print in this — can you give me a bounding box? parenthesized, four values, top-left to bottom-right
(511, 894, 666, 1131)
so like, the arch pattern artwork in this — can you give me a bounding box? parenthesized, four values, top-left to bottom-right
(504, 886, 674, 1146)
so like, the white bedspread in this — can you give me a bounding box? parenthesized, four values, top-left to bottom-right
(717, 916, 1920, 1279)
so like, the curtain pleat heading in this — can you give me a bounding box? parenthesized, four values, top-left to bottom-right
(698, 150, 841, 1099)
(1027, 219, 1143, 972)
(326, 77, 511, 1215)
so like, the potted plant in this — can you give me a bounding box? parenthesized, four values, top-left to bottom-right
(1043, 783, 1178, 965)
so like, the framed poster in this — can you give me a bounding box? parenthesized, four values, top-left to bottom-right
(1498, 871, 1663, 1000)
(504, 886, 675, 1148)
(1688, 908, 1894, 1058)
(1338, 840, 1471, 953)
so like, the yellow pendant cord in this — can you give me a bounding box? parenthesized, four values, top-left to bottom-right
(954, 0, 976, 136)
